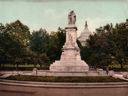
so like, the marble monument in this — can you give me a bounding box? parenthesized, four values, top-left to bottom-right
(50, 11, 89, 72)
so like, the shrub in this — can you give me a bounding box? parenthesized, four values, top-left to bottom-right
(6, 75, 127, 82)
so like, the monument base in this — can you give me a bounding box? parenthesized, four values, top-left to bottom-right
(37, 69, 107, 76)
(50, 60, 89, 72)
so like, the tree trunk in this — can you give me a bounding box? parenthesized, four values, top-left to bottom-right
(16, 63, 19, 71)
(40, 64, 42, 68)
(120, 63, 123, 69)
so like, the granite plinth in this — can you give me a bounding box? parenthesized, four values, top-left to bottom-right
(50, 60, 89, 72)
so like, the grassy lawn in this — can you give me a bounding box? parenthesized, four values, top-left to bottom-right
(5, 75, 127, 83)
(2, 64, 41, 67)
(2, 63, 128, 68)
(109, 64, 128, 68)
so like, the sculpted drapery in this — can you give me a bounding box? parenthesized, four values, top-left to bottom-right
(68, 10, 76, 25)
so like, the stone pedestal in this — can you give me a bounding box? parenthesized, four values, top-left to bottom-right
(32, 68, 38, 75)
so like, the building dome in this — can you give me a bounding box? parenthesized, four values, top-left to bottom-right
(78, 21, 92, 46)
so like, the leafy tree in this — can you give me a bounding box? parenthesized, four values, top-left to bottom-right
(0, 20, 31, 69)
(0, 24, 7, 67)
(30, 28, 49, 54)
(81, 32, 112, 68)
(110, 20, 128, 68)
(47, 27, 66, 62)
(80, 19, 128, 69)
(30, 28, 50, 67)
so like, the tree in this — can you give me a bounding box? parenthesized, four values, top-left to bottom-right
(80, 20, 128, 69)
(110, 20, 128, 68)
(0, 20, 31, 69)
(30, 28, 49, 54)
(0, 23, 7, 67)
(47, 27, 66, 62)
(80, 24, 113, 68)
(30, 28, 50, 67)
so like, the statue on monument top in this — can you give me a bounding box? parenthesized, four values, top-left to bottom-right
(68, 10, 76, 25)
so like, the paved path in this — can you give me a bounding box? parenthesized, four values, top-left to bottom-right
(0, 79, 128, 88)
(0, 79, 128, 96)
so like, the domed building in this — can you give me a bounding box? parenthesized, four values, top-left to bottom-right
(78, 21, 92, 46)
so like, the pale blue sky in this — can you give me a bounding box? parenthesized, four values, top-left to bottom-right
(0, 0, 128, 34)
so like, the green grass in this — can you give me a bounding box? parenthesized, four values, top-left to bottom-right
(2, 64, 41, 67)
(109, 64, 128, 68)
(2, 63, 128, 68)
(5, 75, 127, 83)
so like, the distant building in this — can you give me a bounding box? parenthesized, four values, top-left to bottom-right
(78, 21, 92, 46)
